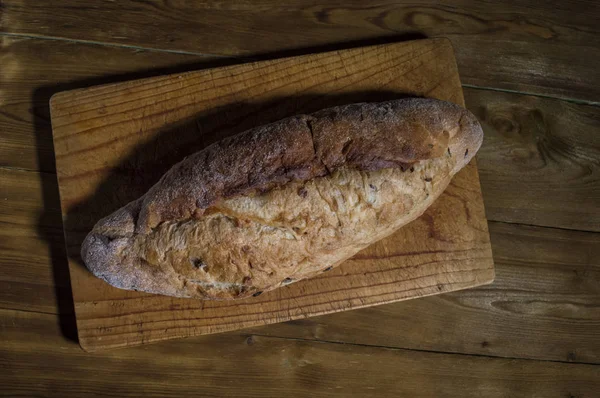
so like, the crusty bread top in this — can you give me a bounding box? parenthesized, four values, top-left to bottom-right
(120, 99, 480, 235)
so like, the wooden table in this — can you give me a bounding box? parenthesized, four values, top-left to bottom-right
(1, 1, 599, 396)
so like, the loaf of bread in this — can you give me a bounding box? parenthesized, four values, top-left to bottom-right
(81, 98, 483, 300)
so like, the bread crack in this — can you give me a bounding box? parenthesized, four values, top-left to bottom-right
(305, 117, 331, 174)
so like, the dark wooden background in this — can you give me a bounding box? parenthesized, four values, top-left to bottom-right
(1, 1, 599, 396)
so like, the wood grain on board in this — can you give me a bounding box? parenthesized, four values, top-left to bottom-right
(2, 0, 599, 101)
(49, 39, 494, 350)
(2, 309, 599, 398)
(2, 166, 599, 363)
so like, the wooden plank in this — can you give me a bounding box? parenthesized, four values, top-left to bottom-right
(249, 221, 600, 364)
(2, 1, 599, 101)
(2, 309, 599, 398)
(467, 88, 600, 232)
(0, 36, 209, 172)
(2, 166, 599, 362)
(50, 39, 494, 351)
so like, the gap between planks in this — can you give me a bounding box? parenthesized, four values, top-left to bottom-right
(462, 84, 600, 107)
(249, 333, 600, 367)
(0, 32, 227, 58)
(0, 165, 55, 175)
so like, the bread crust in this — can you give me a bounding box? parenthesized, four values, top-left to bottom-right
(82, 98, 483, 299)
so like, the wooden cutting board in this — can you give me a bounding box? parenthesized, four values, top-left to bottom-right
(50, 38, 494, 351)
